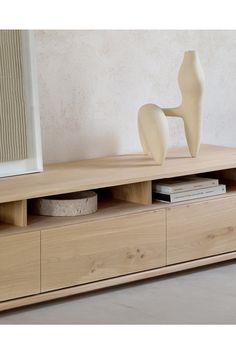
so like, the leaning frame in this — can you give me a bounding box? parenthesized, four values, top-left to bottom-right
(0, 30, 43, 178)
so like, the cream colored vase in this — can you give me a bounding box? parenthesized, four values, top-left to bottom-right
(138, 50, 205, 164)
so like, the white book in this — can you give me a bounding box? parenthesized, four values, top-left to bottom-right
(153, 176, 219, 194)
(153, 184, 226, 203)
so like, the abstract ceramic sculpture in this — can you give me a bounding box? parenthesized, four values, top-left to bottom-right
(138, 50, 205, 165)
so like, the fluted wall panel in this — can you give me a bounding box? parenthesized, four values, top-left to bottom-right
(0, 30, 27, 162)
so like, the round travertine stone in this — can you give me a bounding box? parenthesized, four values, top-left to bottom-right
(32, 191, 97, 217)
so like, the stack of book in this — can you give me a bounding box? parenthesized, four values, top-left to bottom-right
(152, 176, 226, 203)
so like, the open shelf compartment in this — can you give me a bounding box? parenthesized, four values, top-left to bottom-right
(26, 181, 152, 230)
(152, 169, 236, 206)
(0, 200, 27, 228)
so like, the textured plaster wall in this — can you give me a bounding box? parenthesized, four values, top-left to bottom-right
(35, 30, 236, 164)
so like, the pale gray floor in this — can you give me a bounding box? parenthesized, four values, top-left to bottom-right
(1, 261, 236, 324)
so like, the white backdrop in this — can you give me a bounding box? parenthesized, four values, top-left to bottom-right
(35, 30, 236, 163)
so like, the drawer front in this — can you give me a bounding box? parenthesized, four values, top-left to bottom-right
(167, 197, 236, 265)
(41, 211, 166, 292)
(0, 231, 40, 302)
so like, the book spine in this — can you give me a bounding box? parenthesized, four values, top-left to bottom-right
(153, 180, 218, 193)
(170, 185, 226, 202)
(153, 185, 226, 203)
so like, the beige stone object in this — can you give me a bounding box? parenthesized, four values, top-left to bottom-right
(138, 50, 205, 165)
(31, 191, 97, 217)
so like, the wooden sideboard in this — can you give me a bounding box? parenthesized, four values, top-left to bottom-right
(1, 144, 236, 311)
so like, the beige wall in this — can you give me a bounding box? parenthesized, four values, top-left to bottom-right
(35, 30, 236, 164)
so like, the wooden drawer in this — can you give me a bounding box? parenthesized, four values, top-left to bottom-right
(167, 197, 236, 265)
(0, 231, 40, 302)
(41, 211, 166, 292)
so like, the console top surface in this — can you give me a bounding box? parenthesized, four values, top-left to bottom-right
(1, 144, 236, 203)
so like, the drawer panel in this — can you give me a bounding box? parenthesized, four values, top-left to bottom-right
(0, 231, 40, 302)
(167, 197, 236, 265)
(41, 211, 166, 292)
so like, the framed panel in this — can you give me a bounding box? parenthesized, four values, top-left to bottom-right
(0, 30, 43, 177)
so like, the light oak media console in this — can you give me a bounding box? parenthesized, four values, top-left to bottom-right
(1, 144, 236, 311)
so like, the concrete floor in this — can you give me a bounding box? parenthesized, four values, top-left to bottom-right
(1, 260, 236, 324)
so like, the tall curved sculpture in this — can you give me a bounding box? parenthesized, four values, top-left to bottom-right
(138, 50, 205, 165)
